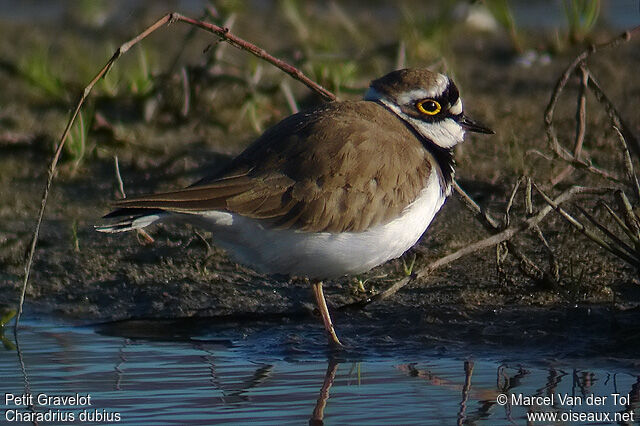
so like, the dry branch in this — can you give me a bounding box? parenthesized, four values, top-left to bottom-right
(586, 74, 640, 160)
(616, 190, 640, 241)
(172, 13, 336, 101)
(613, 127, 640, 203)
(544, 25, 640, 185)
(573, 64, 589, 159)
(455, 179, 556, 286)
(533, 184, 640, 268)
(540, 25, 640, 274)
(551, 64, 589, 186)
(599, 201, 639, 248)
(504, 177, 523, 227)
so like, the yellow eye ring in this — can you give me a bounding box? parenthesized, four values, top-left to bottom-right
(416, 99, 441, 116)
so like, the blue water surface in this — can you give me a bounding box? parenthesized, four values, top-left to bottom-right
(1, 319, 638, 425)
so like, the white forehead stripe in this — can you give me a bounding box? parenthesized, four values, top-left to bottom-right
(450, 97, 463, 115)
(396, 74, 449, 105)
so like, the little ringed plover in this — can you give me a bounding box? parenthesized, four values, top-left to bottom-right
(97, 68, 493, 347)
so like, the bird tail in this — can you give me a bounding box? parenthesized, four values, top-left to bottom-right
(95, 208, 166, 233)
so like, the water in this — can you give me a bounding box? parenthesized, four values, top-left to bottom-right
(1, 320, 639, 425)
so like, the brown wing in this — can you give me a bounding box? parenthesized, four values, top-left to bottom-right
(112, 101, 432, 232)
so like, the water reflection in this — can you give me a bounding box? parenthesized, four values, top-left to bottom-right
(6, 327, 38, 422)
(309, 359, 338, 425)
(1, 321, 639, 425)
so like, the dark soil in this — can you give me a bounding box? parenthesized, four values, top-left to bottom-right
(1, 2, 639, 357)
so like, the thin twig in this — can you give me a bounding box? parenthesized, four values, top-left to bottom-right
(172, 13, 336, 101)
(207, 13, 236, 73)
(453, 180, 500, 229)
(527, 178, 559, 282)
(114, 155, 126, 198)
(280, 80, 299, 114)
(113, 155, 154, 244)
(573, 64, 589, 159)
(499, 177, 523, 281)
(587, 73, 640, 159)
(181, 66, 190, 117)
(12, 330, 38, 418)
(544, 25, 639, 132)
(616, 190, 640, 242)
(551, 64, 589, 186)
(533, 183, 640, 267)
(599, 201, 639, 247)
(613, 126, 640, 203)
(504, 177, 524, 227)
(532, 225, 560, 283)
(544, 26, 640, 184)
(15, 28, 151, 326)
(167, 8, 215, 74)
(575, 204, 638, 259)
(455, 179, 553, 285)
(525, 177, 533, 216)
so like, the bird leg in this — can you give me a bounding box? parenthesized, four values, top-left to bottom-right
(311, 281, 343, 347)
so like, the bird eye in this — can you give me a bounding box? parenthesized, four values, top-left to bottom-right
(416, 99, 441, 116)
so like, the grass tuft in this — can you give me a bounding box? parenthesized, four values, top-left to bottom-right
(18, 47, 65, 100)
(564, 0, 601, 44)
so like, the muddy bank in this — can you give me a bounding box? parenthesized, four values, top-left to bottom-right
(1, 3, 639, 356)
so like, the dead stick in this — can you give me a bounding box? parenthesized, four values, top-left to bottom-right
(586, 73, 640, 158)
(616, 190, 640, 242)
(15, 12, 337, 327)
(113, 156, 154, 244)
(573, 64, 589, 159)
(599, 201, 639, 247)
(613, 126, 640, 203)
(534, 184, 640, 267)
(550, 64, 589, 186)
(544, 26, 640, 180)
(585, 71, 640, 200)
(455, 180, 552, 284)
(504, 177, 524, 227)
(453, 180, 500, 229)
(575, 204, 637, 259)
(113, 156, 126, 198)
(171, 13, 336, 101)
(545, 25, 639, 132)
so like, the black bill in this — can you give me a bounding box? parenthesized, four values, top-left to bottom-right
(459, 116, 494, 134)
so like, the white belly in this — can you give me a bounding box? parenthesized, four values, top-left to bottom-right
(182, 170, 446, 279)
